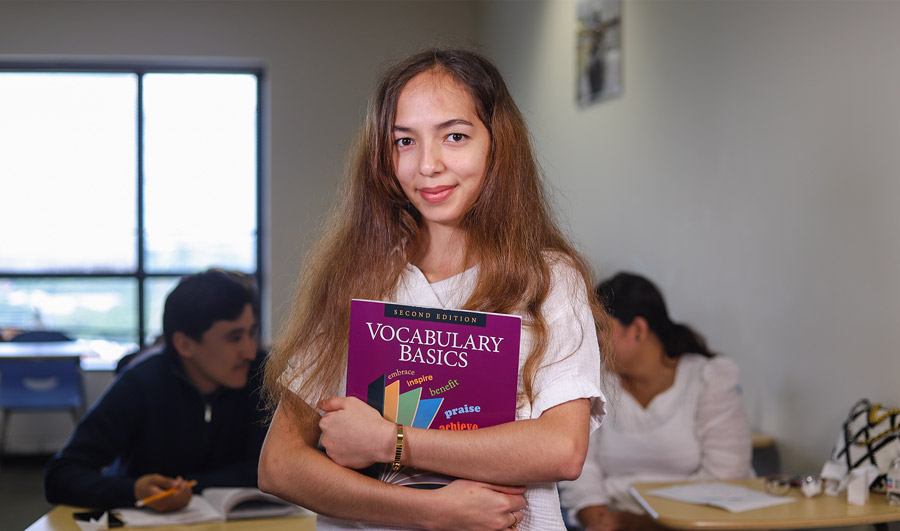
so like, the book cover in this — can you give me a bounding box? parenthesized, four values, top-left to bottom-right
(346, 299, 522, 489)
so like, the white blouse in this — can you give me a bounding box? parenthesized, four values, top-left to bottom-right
(558, 354, 753, 516)
(304, 259, 606, 531)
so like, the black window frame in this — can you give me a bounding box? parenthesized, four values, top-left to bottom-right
(0, 61, 265, 349)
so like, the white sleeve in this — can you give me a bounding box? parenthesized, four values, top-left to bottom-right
(687, 357, 754, 480)
(280, 343, 344, 410)
(528, 259, 607, 429)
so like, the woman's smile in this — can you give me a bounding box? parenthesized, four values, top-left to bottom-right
(418, 184, 457, 203)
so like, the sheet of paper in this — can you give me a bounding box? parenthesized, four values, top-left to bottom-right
(74, 511, 108, 531)
(628, 486, 659, 519)
(115, 496, 224, 527)
(645, 482, 796, 513)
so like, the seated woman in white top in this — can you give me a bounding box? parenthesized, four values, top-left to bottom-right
(559, 272, 753, 531)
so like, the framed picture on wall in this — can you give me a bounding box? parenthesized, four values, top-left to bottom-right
(577, 0, 622, 106)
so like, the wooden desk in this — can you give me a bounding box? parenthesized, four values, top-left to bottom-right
(25, 505, 317, 531)
(631, 478, 900, 530)
(750, 433, 773, 449)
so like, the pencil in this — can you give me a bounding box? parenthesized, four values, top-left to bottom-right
(134, 480, 197, 507)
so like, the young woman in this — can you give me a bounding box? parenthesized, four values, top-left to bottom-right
(559, 272, 753, 531)
(259, 48, 610, 531)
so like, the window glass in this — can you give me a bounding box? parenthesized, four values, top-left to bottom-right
(0, 73, 137, 272)
(143, 276, 181, 344)
(0, 68, 260, 361)
(143, 73, 258, 272)
(0, 277, 137, 351)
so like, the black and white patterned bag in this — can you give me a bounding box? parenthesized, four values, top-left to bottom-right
(821, 399, 900, 492)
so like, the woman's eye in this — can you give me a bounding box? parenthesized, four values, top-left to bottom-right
(395, 138, 413, 147)
(448, 133, 466, 142)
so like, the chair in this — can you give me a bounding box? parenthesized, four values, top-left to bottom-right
(0, 357, 85, 469)
(9, 330, 73, 343)
(751, 432, 781, 476)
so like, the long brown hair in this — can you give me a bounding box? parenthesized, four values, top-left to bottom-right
(264, 47, 610, 411)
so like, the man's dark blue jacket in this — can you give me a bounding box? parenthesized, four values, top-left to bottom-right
(44, 346, 269, 509)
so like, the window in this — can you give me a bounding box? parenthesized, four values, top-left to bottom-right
(0, 66, 262, 365)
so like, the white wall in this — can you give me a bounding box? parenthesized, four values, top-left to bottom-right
(480, 0, 900, 474)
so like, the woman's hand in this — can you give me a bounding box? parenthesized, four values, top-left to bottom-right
(318, 396, 396, 469)
(430, 479, 526, 531)
(263, 399, 528, 529)
(134, 474, 192, 512)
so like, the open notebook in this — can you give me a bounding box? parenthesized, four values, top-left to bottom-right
(115, 487, 312, 527)
(630, 482, 795, 514)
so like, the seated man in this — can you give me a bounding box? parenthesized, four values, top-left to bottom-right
(44, 269, 267, 512)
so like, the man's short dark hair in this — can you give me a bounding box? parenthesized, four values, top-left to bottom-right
(162, 269, 258, 347)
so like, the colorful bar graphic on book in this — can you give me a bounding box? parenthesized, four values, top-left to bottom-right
(347, 299, 522, 489)
(366, 377, 443, 429)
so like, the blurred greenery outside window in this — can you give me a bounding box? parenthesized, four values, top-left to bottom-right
(0, 68, 261, 366)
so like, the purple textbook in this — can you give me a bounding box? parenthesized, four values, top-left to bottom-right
(346, 299, 522, 489)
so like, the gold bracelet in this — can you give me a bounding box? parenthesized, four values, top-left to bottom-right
(392, 424, 404, 471)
